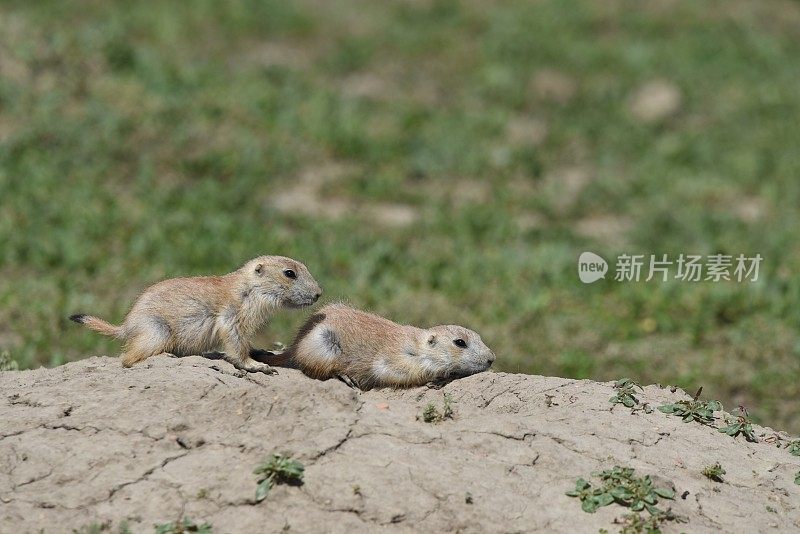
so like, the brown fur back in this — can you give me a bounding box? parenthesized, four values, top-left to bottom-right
(69, 255, 322, 369)
(272, 303, 494, 389)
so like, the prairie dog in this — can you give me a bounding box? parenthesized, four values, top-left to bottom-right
(265, 303, 495, 388)
(70, 256, 322, 373)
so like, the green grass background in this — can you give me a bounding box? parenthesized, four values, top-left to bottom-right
(1, 0, 799, 431)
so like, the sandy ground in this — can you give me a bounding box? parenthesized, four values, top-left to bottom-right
(2, 356, 799, 533)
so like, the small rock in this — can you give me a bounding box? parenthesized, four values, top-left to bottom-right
(628, 80, 682, 122)
(364, 203, 419, 228)
(734, 197, 765, 223)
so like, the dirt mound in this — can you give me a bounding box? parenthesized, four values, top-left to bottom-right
(2, 356, 799, 533)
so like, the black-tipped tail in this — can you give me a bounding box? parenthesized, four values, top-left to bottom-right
(68, 314, 122, 338)
(69, 314, 87, 324)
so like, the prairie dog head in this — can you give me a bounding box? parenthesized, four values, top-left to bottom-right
(424, 325, 495, 377)
(242, 256, 322, 308)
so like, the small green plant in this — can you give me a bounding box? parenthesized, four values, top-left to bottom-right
(154, 518, 212, 534)
(566, 478, 615, 513)
(718, 406, 758, 442)
(253, 453, 305, 503)
(0, 350, 19, 372)
(616, 509, 687, 534)
(795, 471, 800, 485)
(566, 466, 676, 516)
(442, 393, 454, 419)
(609, 378, 642, 409)
(785, 440, 800, 456)
(596, 467, 675, 513)
(419, 393, 455, 423)
(421, 403, 439, 423)
(658, 387, 721, 425)
(702, 462, 726, 482)
(617, 513, 651, 534)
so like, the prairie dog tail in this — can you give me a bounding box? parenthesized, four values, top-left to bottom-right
(69, 314, 123, 338)
(252, 349, 297, 368)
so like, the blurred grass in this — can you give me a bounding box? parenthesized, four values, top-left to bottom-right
(1, 0, 799, 431)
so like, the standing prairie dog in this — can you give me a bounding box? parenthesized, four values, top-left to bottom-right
(263, 303, 495, 388)
(70, 256, 322, 374)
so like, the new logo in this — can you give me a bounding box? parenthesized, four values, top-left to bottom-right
(578, 251, 608, 284)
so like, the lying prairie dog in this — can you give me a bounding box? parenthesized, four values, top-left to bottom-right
(262, 303, 495, 388)
(70, 256, 321, 374)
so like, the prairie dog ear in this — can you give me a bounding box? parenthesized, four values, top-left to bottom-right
(427, 334, 437, 346)
(255, 263, 264, 275)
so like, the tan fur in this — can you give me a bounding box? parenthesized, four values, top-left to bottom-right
(271, 303, 495, 388)
(70, 256, 322, 373)
(78, 316, 122, 338)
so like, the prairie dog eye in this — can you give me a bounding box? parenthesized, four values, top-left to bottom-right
(283, 269, 297, 279)
(453, 338, 467, 348)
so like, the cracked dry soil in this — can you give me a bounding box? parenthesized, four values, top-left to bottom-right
(2, 356, 799, 533)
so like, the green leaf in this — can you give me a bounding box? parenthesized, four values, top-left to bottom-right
(645, 503, 661, 516)
(581, 498, 598, 513)
(795, 471, 800, 485)
(683, 414, 694, 422)
(610, 486, 631, 500)
(658, 405, 675, 413)
(631, 500, 645, 511)
(654, 487, 675, 499)
(255, 477, 272, 503)
(595, 493, 614, 507)
(623, 397, 635, 408)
